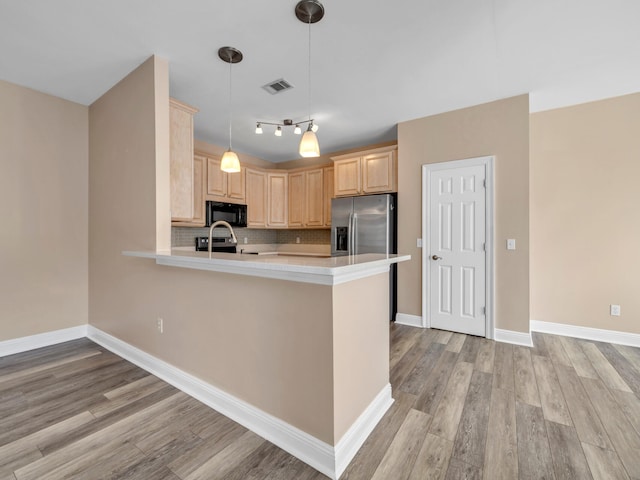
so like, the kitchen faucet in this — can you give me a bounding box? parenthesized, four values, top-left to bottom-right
(208, 220, 238, 258)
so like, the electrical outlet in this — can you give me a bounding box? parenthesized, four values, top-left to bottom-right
(157, 317, 164, 333)
(610, 304, 621, 316)
(243, 237, 248, 244)
(296, 237, 301, 244)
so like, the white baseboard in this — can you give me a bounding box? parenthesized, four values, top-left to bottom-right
(0, 325, 88, 357)
(334, 385, 393, 478)
(530, 320, 640, 348)
(395, 313, 424, 328)
(87, 326, 391, 480)
(494, 328, 533, 347)
(393, 317, 534, 348)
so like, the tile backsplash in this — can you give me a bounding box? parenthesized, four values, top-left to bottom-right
(172, 227, 330, 247)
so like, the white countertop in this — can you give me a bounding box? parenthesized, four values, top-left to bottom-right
(123, 249, 410, 285)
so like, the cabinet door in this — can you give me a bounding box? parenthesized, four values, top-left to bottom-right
(267, 173, 288, 228)
(170, 100, 195, 220)
(323, 166, 334, 226)
(305, 168, 324, 227)
(362, 151, 396, 193)
(227, 168, 246, 201)
(246, 169, 267, 227)
(207, 157, 227, 197)
(192, 155, 206, 226)
(334, 157, 361, 197)
(288, 172, 305, 227)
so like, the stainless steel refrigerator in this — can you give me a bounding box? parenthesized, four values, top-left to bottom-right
(331, 194, 397, 321)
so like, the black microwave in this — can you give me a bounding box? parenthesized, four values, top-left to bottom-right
(206, 201, 247, 227)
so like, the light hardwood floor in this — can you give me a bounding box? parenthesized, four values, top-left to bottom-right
(2, 326, 640, 479)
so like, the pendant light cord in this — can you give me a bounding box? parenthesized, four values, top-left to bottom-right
(228, 56, 233, 150)
(308, 19, 312, 123)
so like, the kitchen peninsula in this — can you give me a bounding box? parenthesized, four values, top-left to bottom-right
(120, 249, 409, 478)
(89, 56, 409, 480)
(125, 249, 407, 285)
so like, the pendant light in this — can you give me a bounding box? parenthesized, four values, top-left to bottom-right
(296, 0, 323, 158)
(218, 46, 243, 173)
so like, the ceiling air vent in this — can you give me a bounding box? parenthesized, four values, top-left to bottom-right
(262, 78, 294, 95)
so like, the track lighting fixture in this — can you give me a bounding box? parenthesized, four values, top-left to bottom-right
(254, 118, 318, 137)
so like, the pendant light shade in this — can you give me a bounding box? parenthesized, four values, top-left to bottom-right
(220, 149, 241, 173)
(254, 2, 324, 158)
(218, 46, 243, 173)
(299, 127, 320, 158)
(297, 0, 322, 158)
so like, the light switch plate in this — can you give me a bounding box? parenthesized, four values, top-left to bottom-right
(417, 238, 423, 248)
(507, 239, 516, 250)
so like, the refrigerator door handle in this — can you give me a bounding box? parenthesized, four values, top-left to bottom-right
(348, 213, 353, 255)
(353, 213, 358, 256)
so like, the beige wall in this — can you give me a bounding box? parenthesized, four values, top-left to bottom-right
(531, 93, 640, 333)
(89, 55, 388, 445)
(397, 95, 530, 333)
(0, 79, 88, 341)
(333, 272, 389, 443)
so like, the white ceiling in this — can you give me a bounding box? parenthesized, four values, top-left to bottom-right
(2, 0, 640, 162)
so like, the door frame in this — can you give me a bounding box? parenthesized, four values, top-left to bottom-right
(421, 156, 495, 338)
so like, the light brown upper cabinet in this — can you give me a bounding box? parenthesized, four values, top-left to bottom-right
(305, 168, 324, 227)
(206, 156, 246, 203)
(246, 168, 267, 227)
(172, 154, 206, 227)
(287, 168, 325, 228)
(288, 172, 305, 227)
(267, 172, 288, 228)
(331, 145, 397, 197)
(170, 98, 198, 222)
(192, 155, 206, 226)
(323, 166, 334, 227)
(333, 156, 360, 197)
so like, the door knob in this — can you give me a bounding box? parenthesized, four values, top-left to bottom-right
(432, 255, 442, 260)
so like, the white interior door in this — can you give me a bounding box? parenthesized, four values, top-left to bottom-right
(428, 163, 486, 336)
